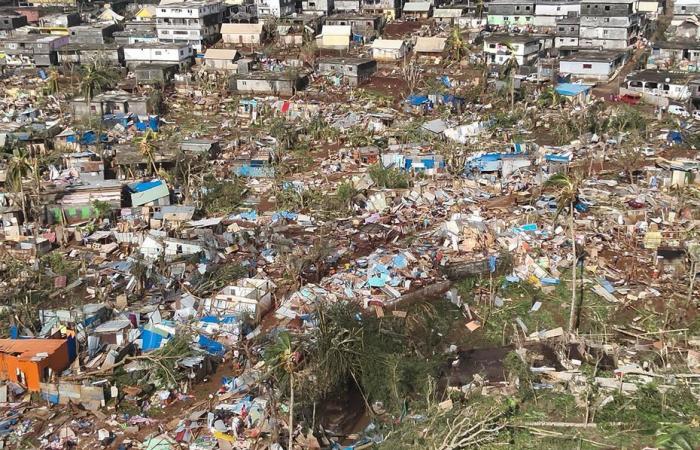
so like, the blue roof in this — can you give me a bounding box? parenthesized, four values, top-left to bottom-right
(131, 179, 163, 193)
(555, 83, 591, 96)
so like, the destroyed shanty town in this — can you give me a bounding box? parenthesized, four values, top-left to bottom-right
(0, 0, 700, 449)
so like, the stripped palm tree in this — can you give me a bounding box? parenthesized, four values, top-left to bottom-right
(544, 173, 582, 332)
(538, 86, 563, 109)
(446, 26, 468, 62)
(264, 333, 299, 450)
(6, 148, 32, 222)
(498, 42, 520, 111)
(137, 129, 160, 175)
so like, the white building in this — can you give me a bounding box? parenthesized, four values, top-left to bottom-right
(371, 39, 408, 61)
(483, 34, 541, 66)
(579, 0, 640, 50)
(220, 22, 264, 44)
(254, 0, 296, 18)
(533, 0, 580, 28)
(302, 0, 334, 14)
(672, 0, 700, 26)
(625, 70, 694, 101)
(156, 1, 224, 52)
(559, 50, 627, 81)
(123, 42, 194, 69)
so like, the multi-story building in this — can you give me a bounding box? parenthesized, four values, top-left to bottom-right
(156, 1, 224, 52)
(0, 14, 28, 36)
(123, 42, 194, 70)
(2, 34, 68, 66)
(533, 0, 580, 28)
(254, 0, 296, 18)
(334, 0, 360, 12)
(487, 0, 535, 27)
(68, 23, 120, 45)
(361, 0, 403, 20)
(579, 0, 640, 50)
(672, 0, 700, 26)
(483, 33, 542, 65)
(554, 15, 579, 49)
(325, 13, 383, 36)
(302, 0, 334, 14)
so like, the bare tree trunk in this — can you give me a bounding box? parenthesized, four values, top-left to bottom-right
(568, 203, 577, 332)
(288, 372, 294, 450)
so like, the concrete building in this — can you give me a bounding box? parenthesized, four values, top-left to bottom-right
(672, 0, 700, 26)
(317, 57, 377, 85)
(0, 339, 73, 392)
(68, 23, 119, 45)
(2, 34, 69, 66)
(220, 22, 264, 44)
(156, 1, 224, 52)
(334, 0, 361, 12)
(71, 90, 157, 118)
(432, 7, 467, 25)
(403, 2, 433, 18)
(123, 42, 194, 70)
(302, 0, 335, 13)
(325, 13, 383, 36)
(579, 0, 640, 50)
(371, 39, 408, 61)
(134, 63, 180, 85)
(487, 0, 535, 26)
(625, 70, 696, 101)
(203, 48, 241, 71)
(229, 71, 308, 95)
(559, 50, 627, 80)
(361, 0, 403, 20)
(649, 40, 700, 71)
(483, 34, 541, 66)
(57, 43, 123, 66)
(254, 0, 296, 18)
(554, 15, 579, 49)
(318, 25, 352, 49)
(0, 14, 28, 34)
(533, 0, 580, 28)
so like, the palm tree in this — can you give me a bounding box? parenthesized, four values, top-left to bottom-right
(6, 148, 32, 222)
(46, 68, 60, 95)
(446, 26, 468, 62)
(79, 61, 117, 116)
(137, 129, 159, 175)
(475, 0, 484, 19)
(264, 332, 298, 450)
(544, 173, 582, 333)
(498, 42, 520, 111)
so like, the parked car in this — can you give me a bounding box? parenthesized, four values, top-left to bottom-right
(640, 147, 655, 157)
(607, 94, 641, 105)
(693, 110, 700, 120)
(668, 105, 690, 118)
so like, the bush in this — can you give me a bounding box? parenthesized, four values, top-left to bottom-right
(369, 164, 410, 189)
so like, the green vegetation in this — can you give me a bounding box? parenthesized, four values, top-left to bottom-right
(201, 176, 248, 215)
(368, 164, 410, 189)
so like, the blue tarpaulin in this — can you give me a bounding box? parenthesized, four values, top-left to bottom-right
(141, 328, 165, 352)
(441, 76, 452, 88)
(667, 131, 683, 143)
(407, 95, 431, 106)
(198, 334, 225, 355)
(555, 83, 591, 96)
